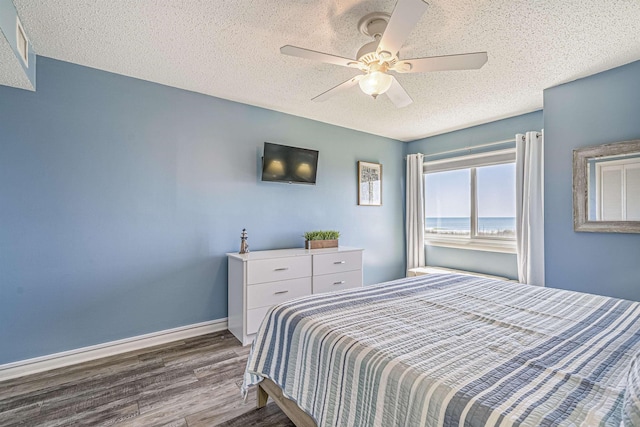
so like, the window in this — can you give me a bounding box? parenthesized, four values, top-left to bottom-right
(476, 163, 516, 238)
(590, 156, 640, 221)
(425, 169, 470, 237)
(424, 149, 516, 253)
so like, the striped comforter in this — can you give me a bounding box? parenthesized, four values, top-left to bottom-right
(242, 274, 640, 426)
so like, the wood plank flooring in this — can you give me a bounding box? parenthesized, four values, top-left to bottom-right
(0, 331, 295, 427)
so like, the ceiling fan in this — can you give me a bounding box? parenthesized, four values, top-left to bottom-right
(280, 0, 488, 108)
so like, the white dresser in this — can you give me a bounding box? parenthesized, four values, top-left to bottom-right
(227, 247, 363, 345)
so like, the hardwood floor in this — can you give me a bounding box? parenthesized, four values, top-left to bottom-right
(0, 331, 294, 427)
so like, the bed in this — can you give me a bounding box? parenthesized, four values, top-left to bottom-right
(242, 274, 640, 426)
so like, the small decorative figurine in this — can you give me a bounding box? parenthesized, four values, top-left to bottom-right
(239, 228, 250, 254)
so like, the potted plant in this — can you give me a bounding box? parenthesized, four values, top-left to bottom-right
(304, 230, 340, 249)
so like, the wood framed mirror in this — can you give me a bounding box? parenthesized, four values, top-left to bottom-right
(573, 139, 640, 233)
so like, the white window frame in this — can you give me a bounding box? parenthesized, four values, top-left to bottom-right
(423, 149, 516, 254)
(595, 156, 640, 221)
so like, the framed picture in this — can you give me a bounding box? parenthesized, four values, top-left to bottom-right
(358, 161, 382, 206)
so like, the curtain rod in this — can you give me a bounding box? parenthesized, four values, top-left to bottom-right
(423, 138, 515, 158)
(405, 132, 542, 159)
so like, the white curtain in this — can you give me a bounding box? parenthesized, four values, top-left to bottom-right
(515, 131, 545, 285)
(406, 153, 425, 274)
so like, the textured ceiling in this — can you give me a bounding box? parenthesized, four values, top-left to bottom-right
(0, 32, 33, 91)
(10, 0, 640, 141)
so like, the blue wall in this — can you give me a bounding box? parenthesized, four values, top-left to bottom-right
(4, 54, 638, 365)
(0, 57, 405, 364)
(405, 111, 543, 279)
(544, 60, 640, 300)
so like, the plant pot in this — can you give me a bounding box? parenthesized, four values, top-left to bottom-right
(305, 239, 338, 249)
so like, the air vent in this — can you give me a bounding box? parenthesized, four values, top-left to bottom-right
(16, 18, 28, 67)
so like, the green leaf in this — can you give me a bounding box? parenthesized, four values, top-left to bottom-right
(303, 230, 340, 240)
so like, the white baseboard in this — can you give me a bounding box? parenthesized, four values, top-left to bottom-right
(0, 318, 228, 382)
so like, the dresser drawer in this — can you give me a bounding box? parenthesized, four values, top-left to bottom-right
(313, 270, 362, 294)
(313, 251, 362, 276)
(246, 306, 272, 335)
(247, 277, 312, 310)
(247, 256, 311, 285)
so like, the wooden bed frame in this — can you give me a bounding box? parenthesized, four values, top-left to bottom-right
(257, 378, 317, 427)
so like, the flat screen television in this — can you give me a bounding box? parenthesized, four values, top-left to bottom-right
(261, 142, 319, 185)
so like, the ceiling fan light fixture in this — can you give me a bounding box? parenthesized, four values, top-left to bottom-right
(397, 62, 412, 72)
(359, 70, 393, 98)
(281, 0, 486, 108)
(378, 50, 393, 61)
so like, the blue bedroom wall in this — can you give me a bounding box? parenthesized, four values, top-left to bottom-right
(0, 57, 405, 364)
(404, 111, 543, 279)
(544, 60, 640, 301)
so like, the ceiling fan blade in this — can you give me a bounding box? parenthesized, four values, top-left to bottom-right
(377, 0, 429, 58)
(386, 77, 413, 108)
(312, 75, 363, 102)
(393, 52, 488, 73)
(280, 45, 359, 68)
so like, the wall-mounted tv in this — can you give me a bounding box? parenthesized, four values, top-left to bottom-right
(261, 142, 319, 185)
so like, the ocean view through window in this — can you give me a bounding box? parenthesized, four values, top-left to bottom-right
(476, 162, 516, 238)
(424, 149, 516, 251)
(424, 168, 470, 237)
(425, 217, 516, 236)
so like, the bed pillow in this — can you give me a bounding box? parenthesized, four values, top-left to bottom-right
(623, 353, 640, 426)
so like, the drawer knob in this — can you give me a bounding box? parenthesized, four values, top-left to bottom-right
(333, 261, 346, 265)
(274, 290, 289, 295)
(274, 267, 289, 271)
(333, 281, 345, 285)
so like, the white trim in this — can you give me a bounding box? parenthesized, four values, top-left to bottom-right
(419, 138, 516, 159)
(16, 17, 29, 67)
(407, 266, 512, 281)
(425, 238, 516, 254)
(424, 148, 516, 173)
(0, 318, 228, 382)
